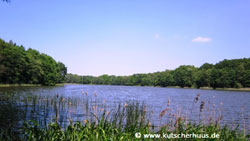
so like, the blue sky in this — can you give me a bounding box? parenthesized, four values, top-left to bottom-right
(0, 0, 250, 76)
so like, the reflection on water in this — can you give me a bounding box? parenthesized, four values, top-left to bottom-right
(0, 84, 250, 131)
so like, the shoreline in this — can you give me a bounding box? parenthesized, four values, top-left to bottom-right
(1, 83, 250, 92)
(201, 87, 250, 92)
(64, 83, 250, 92)
(0, 83, 64, 87)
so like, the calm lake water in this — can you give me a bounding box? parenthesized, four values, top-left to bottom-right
(0, 84, 250, 131)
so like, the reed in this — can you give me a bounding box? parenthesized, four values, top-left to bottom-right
(0, 91, 249, 140)
(19, 109, 249, 141)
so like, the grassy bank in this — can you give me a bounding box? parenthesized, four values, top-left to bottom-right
(162, 86, 250, 92)
(0, 83, 65, 87)
(200, 87, 250, 92)
(0, 84, 41, 87)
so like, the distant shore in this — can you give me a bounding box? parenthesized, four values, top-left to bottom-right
(199, 87, 250, 92)
(149, 85, 250, 92)
(163, 86, 250, 92)
(65, 83, 250, 92)
(1, 83, 250, 92)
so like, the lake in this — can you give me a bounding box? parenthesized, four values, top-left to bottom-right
(0, 84, 250, 131)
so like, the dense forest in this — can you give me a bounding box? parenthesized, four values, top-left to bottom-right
(0, 39, 67, 86)
(66, 58, 250, 89)
(1, 38, 249, 88)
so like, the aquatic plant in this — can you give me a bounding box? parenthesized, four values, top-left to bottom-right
(0, 91, 249, 140)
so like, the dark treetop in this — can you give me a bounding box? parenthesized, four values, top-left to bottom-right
(0, 39, 67, 86)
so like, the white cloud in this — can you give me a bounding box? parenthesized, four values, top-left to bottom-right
(192, 36, 211, 43)
(154, 33, 160, 39)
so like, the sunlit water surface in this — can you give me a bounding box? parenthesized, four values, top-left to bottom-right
(0, 84, 250, 131)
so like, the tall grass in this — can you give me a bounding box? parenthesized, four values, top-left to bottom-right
(0, 91, 249, 140)
(20, 102, 249, 140)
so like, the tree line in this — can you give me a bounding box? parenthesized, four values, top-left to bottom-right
(66, 58, 250, 89)
(0, 38, 67, 86)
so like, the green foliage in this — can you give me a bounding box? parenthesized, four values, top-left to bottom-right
(66, 58, 250, 89)
(173, 65, 197, 87)
(0, 38, 67, 86)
